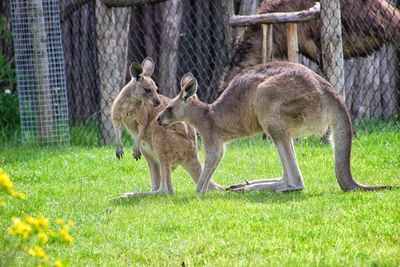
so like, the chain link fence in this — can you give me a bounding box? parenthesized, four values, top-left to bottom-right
(59, 0, 233, 145)
(224, 0, 400, 130)
(2, 0, 400, 145)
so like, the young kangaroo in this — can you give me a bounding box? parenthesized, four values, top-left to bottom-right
(111, 59, 222, 198)
(157, 62, 394, 194)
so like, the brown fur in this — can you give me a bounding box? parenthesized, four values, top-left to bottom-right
(111, 61, 222, 197)
(158, 62, 393, 193)
(220, 0, 400, 91)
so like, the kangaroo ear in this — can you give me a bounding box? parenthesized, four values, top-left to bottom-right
(130, 62, 143, 81)
(141, 57, 155, 76)
(181, 78, 198, 102)
(180, 72, 195, 89)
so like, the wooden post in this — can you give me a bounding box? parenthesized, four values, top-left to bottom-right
(262, 24, 273, 63)
(320, 0, 345, 98)
(285, 23, 298, 63)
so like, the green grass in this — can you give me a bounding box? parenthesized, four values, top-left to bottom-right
(1, 131, 399, 266)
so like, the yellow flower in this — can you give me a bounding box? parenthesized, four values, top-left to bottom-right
(28, 247, 36, 257)
(54, 260, 64, 267)
(34, 245, 48, 261)
(0, 168, 26, 200)
(0, 171, 13, 191)
(14, 191, 27, 200)
(49, 230, 57, 238)
(25, 215, 39, 228)
(6, 228, 16, 236)
(28, 245, 48, 261)
(8, 217, 32, 239)
(38, 231, 48, 245)
(56, 218, 65, 225)
(59, 229, 74, 244)
(38, 215, 49, 228)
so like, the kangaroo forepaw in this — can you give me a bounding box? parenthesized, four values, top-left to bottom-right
(133, 149, 141, 161)
(116, 149, 124, 159)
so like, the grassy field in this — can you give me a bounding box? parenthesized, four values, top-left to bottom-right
(1, 131, 399, 266)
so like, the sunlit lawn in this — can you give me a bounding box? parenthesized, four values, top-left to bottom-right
(1, 131, 399, 266)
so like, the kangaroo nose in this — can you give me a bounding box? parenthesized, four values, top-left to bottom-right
(157, 117, 162, 125)
(154, 99, 160, 107)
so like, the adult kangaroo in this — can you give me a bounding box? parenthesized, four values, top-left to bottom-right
(219, 0, 400, 92)
(157, 62, 393, 194)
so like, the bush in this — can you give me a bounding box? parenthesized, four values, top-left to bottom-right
(0, 90, 19, 130)
(0, 15, 19, 139)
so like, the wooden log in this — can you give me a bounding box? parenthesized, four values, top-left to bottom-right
(102, 0, 169, 7)
(229, 2, 320, 26)
(285, 23, 298, 63)
(261, 24, 273, 63)
(320, 0, 345, 97)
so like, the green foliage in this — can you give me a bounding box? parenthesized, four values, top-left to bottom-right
(0, 16, 16, 87)
(0, 15, 19, 142)
(0, 53, 15, 87)
(0, 133, 399, 266)
(0, 92, 20, 139)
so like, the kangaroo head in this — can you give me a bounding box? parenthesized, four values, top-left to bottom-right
(157, 72, 197, 126)
(127, 57, 160, 107)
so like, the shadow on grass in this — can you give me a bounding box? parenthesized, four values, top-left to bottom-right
(109, 189, 337, 207)
(0, 145, 72, 165)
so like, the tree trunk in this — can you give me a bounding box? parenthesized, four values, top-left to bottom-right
(379, 44, 398, 120)
(235, 0, 260, 38)
(28, 0, 54, 143)
(95, 0, 130, 145)
(61, 0, 99, 124)
(158, 0, 182, 97)
(320, 0, 345, 97)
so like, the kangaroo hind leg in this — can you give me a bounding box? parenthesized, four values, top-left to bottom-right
(229, 135, 304, 193)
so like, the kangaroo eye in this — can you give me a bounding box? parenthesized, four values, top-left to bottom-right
(167, 107, 173, 112)
(144, 88, 151, 93)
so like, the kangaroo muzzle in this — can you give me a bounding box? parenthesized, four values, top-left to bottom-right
(152, 98, 161, 107)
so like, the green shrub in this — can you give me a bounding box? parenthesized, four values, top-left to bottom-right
(0, 15, 19, 141)
(0, 91, 19, 130)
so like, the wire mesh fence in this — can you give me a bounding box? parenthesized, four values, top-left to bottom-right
(3, 0, 400, 145)
(9, 0, 69, 144)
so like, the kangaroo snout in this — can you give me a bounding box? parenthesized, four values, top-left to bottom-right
(157, 116, 163, 126)
(153, 98, 161, 107)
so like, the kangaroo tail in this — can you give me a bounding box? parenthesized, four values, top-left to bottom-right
(331, 102, 393, 192)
